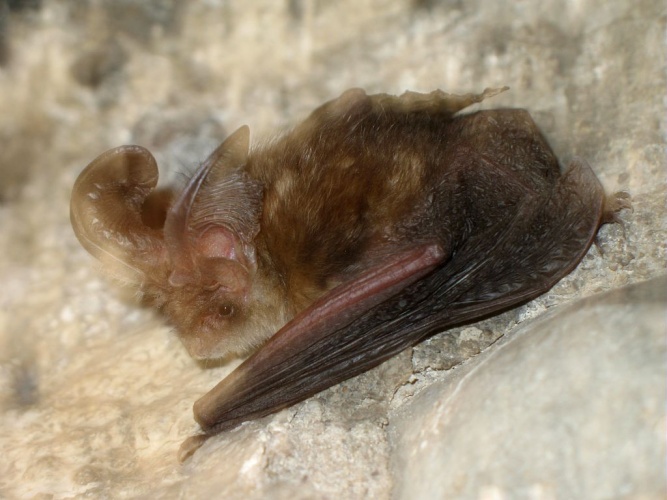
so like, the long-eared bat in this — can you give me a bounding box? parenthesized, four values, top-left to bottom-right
(70, 87, 628, 460)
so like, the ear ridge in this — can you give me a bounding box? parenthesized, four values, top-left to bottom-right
(205, 125, 250, 175)
(190, 170, 262, 236)
(163, 126, 256, 283)
(187, 126, 263, 281)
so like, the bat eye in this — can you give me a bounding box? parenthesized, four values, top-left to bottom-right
(218, 304, 235, 318)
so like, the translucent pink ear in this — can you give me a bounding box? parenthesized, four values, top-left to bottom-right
(70, 145, 166, 280)
(71, 126, 261, 289)
(162, 126, 260, 287)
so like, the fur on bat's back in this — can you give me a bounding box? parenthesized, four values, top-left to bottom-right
(243, 89, 560, 313)
(245, 92, 442, 310)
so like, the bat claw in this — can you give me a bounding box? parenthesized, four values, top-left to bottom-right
(602, 191, 632, 225)
(178, 433, 210, 463)
(595, 191, 632, 254)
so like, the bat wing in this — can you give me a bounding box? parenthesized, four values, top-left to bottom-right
(191, 244, 446, 428)
(178, 243, 446, 459)
(179, 151, 606, 462)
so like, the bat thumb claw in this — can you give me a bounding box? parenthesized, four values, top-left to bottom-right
(178, 434, 210, 463)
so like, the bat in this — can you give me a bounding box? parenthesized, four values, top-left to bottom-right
(69, 87, 628, 460)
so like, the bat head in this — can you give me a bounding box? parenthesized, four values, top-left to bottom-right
(70, 126, 279, 360)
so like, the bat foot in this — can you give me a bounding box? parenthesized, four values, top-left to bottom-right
(602, 191, 632, 225)
(594, 191, 632, 254)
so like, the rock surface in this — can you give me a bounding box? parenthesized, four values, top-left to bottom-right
(0, 0, 664, 498)
(391, 276, 667, 500)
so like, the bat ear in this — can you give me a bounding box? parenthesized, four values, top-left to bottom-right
(70, 145, 167, 280)
(164, 126, 263, 287)
(204, 124, 250, 174)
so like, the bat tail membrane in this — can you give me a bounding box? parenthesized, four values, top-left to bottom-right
(426, 157, 606, 323)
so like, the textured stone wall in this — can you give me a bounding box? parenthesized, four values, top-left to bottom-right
(0, 0, 664, 498)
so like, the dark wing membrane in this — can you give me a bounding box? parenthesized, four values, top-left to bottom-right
(193, 244, 447, 433)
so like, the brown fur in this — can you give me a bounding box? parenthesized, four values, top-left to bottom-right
(70, 88, 628, 457)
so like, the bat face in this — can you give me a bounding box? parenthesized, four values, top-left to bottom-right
(70, 87, 627, 460)
(71, 127, 286, 360)
(145, 275, 262, 360)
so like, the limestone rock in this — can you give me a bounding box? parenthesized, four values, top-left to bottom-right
(390, 277, 667, 499)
